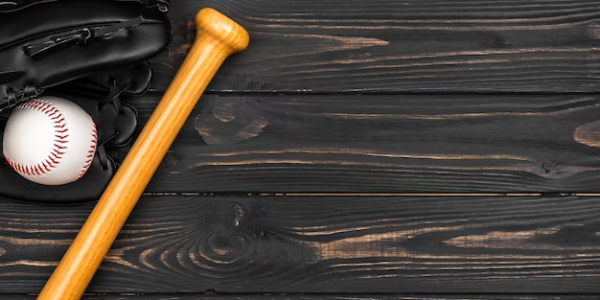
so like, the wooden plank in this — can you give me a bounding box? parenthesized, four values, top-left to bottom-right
(148, 0, 600, 93)
(1, 295, 598, 300)
(2, 195, 600, 293)
(114, 94, 600, 193)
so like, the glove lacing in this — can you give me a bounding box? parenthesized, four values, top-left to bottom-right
(95, 75, 132, 171)
(0, 85, 42, 112)
(25, 16, 146, 59)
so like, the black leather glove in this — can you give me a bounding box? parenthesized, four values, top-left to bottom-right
(0, 0, 172, 205)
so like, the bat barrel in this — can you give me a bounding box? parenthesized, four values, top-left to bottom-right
(36, 8, 248, 300)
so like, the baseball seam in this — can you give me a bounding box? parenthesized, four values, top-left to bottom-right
(76, 122, 98, 180)
(3, 99, 97, 181)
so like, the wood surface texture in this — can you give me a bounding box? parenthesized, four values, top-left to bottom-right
(1, 296, 598, 300)
(4, 0, 600, 299)
(147, 0, 600, 93)
(107, 94, 600, 193)
(1, 195, 600, 294)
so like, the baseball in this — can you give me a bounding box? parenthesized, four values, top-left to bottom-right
(2, 96, 98, 185)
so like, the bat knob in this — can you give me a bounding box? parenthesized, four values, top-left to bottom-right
(196, 8, 249, 54)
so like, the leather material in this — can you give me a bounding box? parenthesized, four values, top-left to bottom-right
(0, 0, 170, 13)
(0, 0, 171, 205)
(44, 89, 139, 150)
(44, 62, 150, 149)
(50, 61, 154, 99)
(0, 0, 171, 111)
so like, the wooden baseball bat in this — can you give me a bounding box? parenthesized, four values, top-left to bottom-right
(36, 8, 249, 300)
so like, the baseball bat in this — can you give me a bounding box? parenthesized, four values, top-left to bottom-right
(36, 8, 249, 300)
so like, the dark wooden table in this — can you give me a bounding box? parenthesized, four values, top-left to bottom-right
(2, 0, 600, 299)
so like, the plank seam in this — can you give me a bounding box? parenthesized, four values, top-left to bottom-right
(8, 292, 600, 296)
(148, 89, 600, 96)
(140, 192, 581, 197)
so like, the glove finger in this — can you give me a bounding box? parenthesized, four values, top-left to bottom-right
(0, 0, 171, 111)
(0, 0, 170, 13)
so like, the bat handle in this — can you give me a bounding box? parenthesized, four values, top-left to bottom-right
(36, 8, 249, 300)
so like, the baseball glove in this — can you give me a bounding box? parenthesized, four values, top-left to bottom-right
(0, 0, 172, 205)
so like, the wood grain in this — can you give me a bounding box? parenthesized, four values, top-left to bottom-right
(108, 93, 600, 193)
(148, 0, 600, 93)
(2, 295, 598, 300)
(3, 195, 600, 293)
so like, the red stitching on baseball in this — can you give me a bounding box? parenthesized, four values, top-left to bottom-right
(76, 122, 97, 180)
(3, 99, 97, 181)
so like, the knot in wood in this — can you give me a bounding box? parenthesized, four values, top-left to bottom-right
(195, 97, 267, 145)
(541, 161, 555, 174)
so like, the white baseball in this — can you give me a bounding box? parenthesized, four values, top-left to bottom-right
(2, 96, 98, 186)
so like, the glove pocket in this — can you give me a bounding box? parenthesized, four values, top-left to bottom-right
(0, 87, 139, 205)
(0, 119, 118, 205)
(0, 149, 117, 205)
